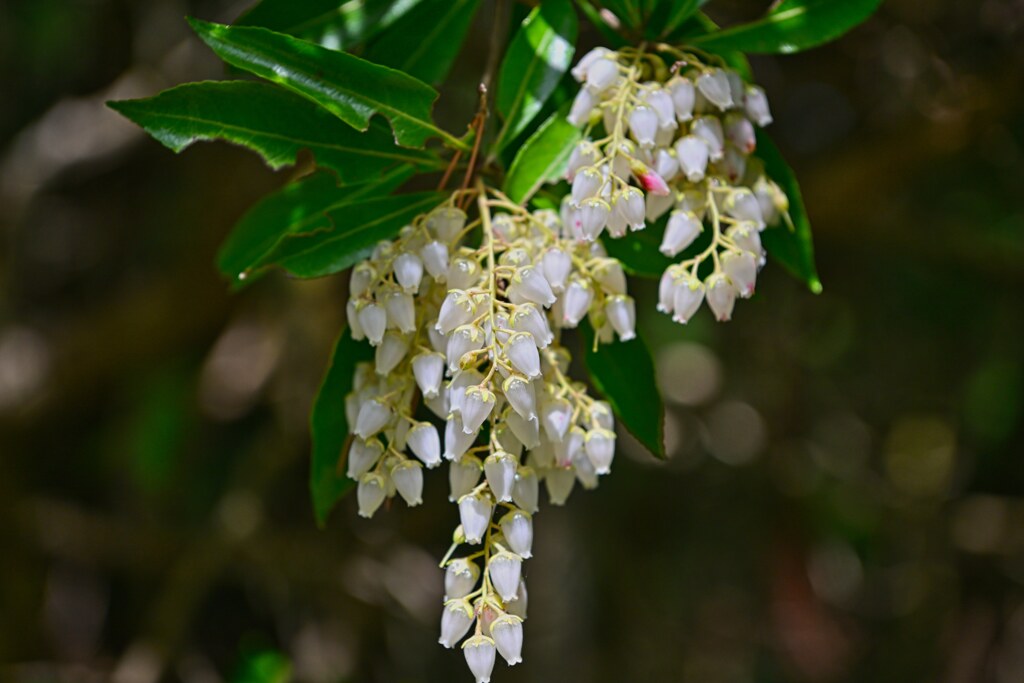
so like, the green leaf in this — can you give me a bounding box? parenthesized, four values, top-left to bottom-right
(661, 0, 702, 36)
(217, 166, 413, 284)
(310, 328, 373, 527)
(574, 0, 628, 47)
(236, 0, 422, 50)
(689, 0, 883, 54)
(187, 18, 466, 150)
(364, 0, 481, 86)
(503, 107, 581, 204)
(259, 192, 444, 278)
(756, 130, 822, 293)
(494, 0, 578, 151)
(581, 322, 666, 459)
(108, 81, 440, 181)
(601, 220, 674, 278)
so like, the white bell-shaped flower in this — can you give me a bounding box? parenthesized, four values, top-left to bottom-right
(754, 176, 786, 226)
(420, 240, 449, 281)
(561, 278, 593, 327)
(463, 635, 497, 683)
(605, 295, 636, 341)
(444, 558, 480, 600)
(427, 206, 467, 242)
(567, 87, 597, 127)
(357, 302, 387, 346)
(507, 266, 556, 307)
(585, 57, 619, 93)
(724, 189, 765, 228)
(692, 116, 725, 160)
(458, 492, 493, 544)
(505, 411, 541, 450)
(505, 332, 541, 379)
(449, 455, 482, 501)
(578, 198, 610, 241)
(540, 398, 573, 442)
(436, 291, 476, 335)
(657, 268, 676, 314)
(349, 263, 374, 297)
(628, 105, 659, 148)
(705, 273, 736, 321)
(669, 76, 695, 121)
(502, 375, 537, 421)
(540, 248, 572, 293)
(511, 304, 553, 348)
(357, 473, 386, 518)
(566, 141, 600, 180)
(570, 167, 603, 204)
(447, 325, 484, 372)
(484, 451, 517, 502)
(744, 85, 773, 126)
(652, 148, 679, 183)
(672, 274, 706, 324)
(346, 438, 383, 480)
(722, 250, 758, 298)
(488, 551, 522, 601)
(448, 256, 480, 290)
(584, 428, 616, 474)
(593, 259, 626, 294)
(613, 187, 646, 231)
(407, 422, 441, 468)
(462, 386, 496, 434)
(390, 460, 423, 506)
(355, 399, 390, 438)
(374, 332, 409, 376)
(726, 223, 764, 258)
(646, 191, 675, 222)
(512, 466, 539, 513)
(411, 351, 444, 398)
(661, 210, 703, 257)
(545, 467, 576, 505)
(696, 68, 733, 110)
(393, 252, 423, 293)
(572, 46, 611, 81)
(554, 425, 585, 467)
(674, 135, 709, 182)
(507, 580, 528, 619)
(439, 598, 474, 648)
(574, 449, 600, 489)
(346, 300, 365, 341)
(444, 414, 477, 461)
(645, 87, 677, 130)
(589, 400, 614, 429)
(725, 113, 756, 154)
(491, 614, 524, 666)
(500, 509, 533, 558)
(728, 70, 745, 106)
(383, 291, 415, 333)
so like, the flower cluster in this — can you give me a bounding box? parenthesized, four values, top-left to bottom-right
(344, 187, 630, 681)
(563, 46, 790, 323)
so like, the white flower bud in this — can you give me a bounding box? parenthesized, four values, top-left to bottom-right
(572, 46, 611, 81)
(545, 467, 576, 505)
(411, 351, 444, 398)
(605, 295, 636, 341)
(461, 385, 496, 434)
(705, 273, 736, 321)
(445, 414, 477, 461)
(392, 253, 422, 293)
(566, 141, 600, 181)
(589, 400, 614, 429)
(613, 187, 646, 231)
(373, 331, 409, 376)
(578, 198, 610, 241)
(593, 259, 627, 295)
(349, 262, 374, 298)
(357, 473, 386, 518)
(561, 278, 593, 327)
(644, 86, 677, 130)
(458, 492, 493, 544)
(554, 425, 585, 467)
(488, 551, 522, 601)
(669, 77, 695, 121)
(505, 411, 541, 450)
(726, 223, 764, 259)
(505, 332, 541, 379)
(628, 106, 659, 148)
(436, 291, 476, 335)
(661, 210, 703, 257)
(725, 189, 765, 228)
(484, 451, 517, 502)
(390, 460, 423, 506)
(653, 148, 679, 183)
(584, 427, 616, 474)
(540, 248, 571, 294)
(728, 70, 745, 107)
(347, 438, 383, 480)
(447, 325, 484, 372)
(448, 256, 480, 290)
(585, 57, 619, 93)
(672, 274, 705, 324)
(725, 113, 756, 155)
(571, 167, 603, 204)
(507, 580, 528, 619)
(745, 85, 773, 126)
(420, 240, 449, 280)
(540, 398, 573, 442)
(449, 454, 482, 501)
(444, 559, 480, 600)
(574, 449, 600, 489)
(646, 191, 675, 222)
(346, 299, 365, 341)
(696, 68, 733, 110)
(382, 291, 415, 333)
(462, 634, 497, 683)
(511, 304, 553, 348)
(692, 116, 725, 160)
(439, 599, 474, 648)
(427, 206, 467, 242)
(674, 135, 709, 182)
(355, 398, 390, 438)
(407, 422, 441, 468)
(507, 266, 556, 307)
(502, 375, 537, 421)
(720, 146, 747, 183)
(490, 614, 524, 666)
(567, 87, 598, 127)
(657, 268, 676, 314)
(357, 302, 386, 346)
(722, 250, 758, 298)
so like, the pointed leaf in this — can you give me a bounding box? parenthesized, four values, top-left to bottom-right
(365, 0, 481, 86)
(259, 192, 444, 278)
(581, 322, 666, 459)
(494, 0, 577, 151)
(503, 107, 581, 204)
(310, 327, 373, 526)
(689, 0, 883, 54)
(757, 130, 822, 293)
(108, 81, 440, 182)
(236, 0, 422, 49)
(188, 18, 466, 150)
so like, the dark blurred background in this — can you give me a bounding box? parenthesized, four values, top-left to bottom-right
(2, 0, 1023, 681)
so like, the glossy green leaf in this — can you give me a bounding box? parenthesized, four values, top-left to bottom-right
(503, 107, 581, 204)
(108, 81, 440, 182)
(259, 192, 443, 278)
(601, 219, 674, 278)
(689, 0, 883, 54)
(310, 327, 374, 527)
(236, 0, 421, 50)
(217, 166, 413, 285)
(661, 0, 702, 36)
(364, 0, 481, 86)
(494, 0, 577, 151)
(581, 322, 666, 459)
(188, 18, 466, 150)
(756, 130, 822, 293)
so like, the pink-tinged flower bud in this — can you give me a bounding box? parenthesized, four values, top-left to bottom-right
(407, 422, 441, 468)
(374, 331, 409, 375)
(447, 256, 480, 290)
(411, 351, 444, 399)
(390, 460, 423, 506)
(674, 135, 709, 182)
(669, 76, 696, 121)
(697, 68, 734, 110)
(393, 252, 423, 293)
(383, 291, 416, 333)
(506, 411, 540, 450)
(561, 278, 593, 327)
(628, 105, 659, 148)
(720, 146, 747, 183)
(357, 302, 387, 346)
(512, 466, 539, 513)
(462, 386, 496, 435)
(436, 291, 475, 334)
(578, 197, 610, 241)
(508, 266, 556, 307)
(614, 187, 646, 231)
(725, 113, 756, 154)
(447, 325, 484, 372)
(420, 240, 449, 280)
(605, 295, 636, 341)
(585, 57, 619, 93)
(541, 398, 573, 442)
(357, 473, 387, 518)
(692, 116, 725, 160)
(484, 451, 517, 502)
(349, 262, 374, 297)
(725, 189, 765, 228)
(705, 273, 736, 321)
(593, 258, 627, 294)
(545, 467, 576, 505)
(572, 47, 612, 81)
(445, 558, 480, 600)
(511, 304, 553, 348)
(554, 425, 585, 467)
(567, 87, 598, 127)
(347, 437, 383, 480)
(633, 162, 671, 196)
(488, 551, 522, 601)
(726, 224, 764, 258)
(571, 166, 603, 204)
(672, 275, 705, 324)
(722, 250, 758, 298)
(449, 454, 481, 501)
(444, 414, 476, 461)
(355, 398, 390, 438)
(646, 191, 675, 222)
(661, 210, 703, 257)
(427, 206, 467, 242)
(585, 427, 617, 474)
(347, 300, 365, 340)
(462, 634, 497, 683)
(458, 492, 493, 544)
(439, 598, 474, 648)
(744, 85, 773, 126)
(507, 579, 528, 619)
(491, 613, 524, 665)
(566, 141, 600, 180)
